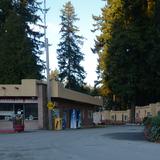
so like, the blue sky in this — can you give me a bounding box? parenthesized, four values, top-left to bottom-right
(41, 0, 106, 86)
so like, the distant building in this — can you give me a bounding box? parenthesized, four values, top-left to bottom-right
(93, 110, 131, 125)
(135, 103, 160, 123)
(93, 103, 160, 125)
(0, 79, 103, 130)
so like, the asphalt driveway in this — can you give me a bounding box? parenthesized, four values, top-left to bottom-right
(0, 125, 159, 160)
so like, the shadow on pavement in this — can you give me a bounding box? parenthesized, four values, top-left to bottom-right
(103, 132, 145, 141)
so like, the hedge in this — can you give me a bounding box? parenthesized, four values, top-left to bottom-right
(143, 116, 160, 142)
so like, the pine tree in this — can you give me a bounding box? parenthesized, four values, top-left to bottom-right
(57, 1, 86, 91)
(0, 0, 44, 84)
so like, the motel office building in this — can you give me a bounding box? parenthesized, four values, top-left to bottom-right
(0, 79, 103, 130)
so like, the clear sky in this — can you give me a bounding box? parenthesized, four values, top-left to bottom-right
(41, 0, 106, 86)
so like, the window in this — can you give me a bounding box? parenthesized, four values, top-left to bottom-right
(147, 112, 152, 117)
(0, 103, 38, 121)
(0, 103, 13, 111)
(0, 104, 14, 120)
(136, 113, 139, 117)
(122, 114, 124, 121)
(24, 104, 38, 120)
(88, 110, 93, 119)
(14, 104, 23, 115)
(124, 115, 128, 121)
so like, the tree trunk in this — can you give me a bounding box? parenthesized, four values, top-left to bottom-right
(130, 104, 135, 123)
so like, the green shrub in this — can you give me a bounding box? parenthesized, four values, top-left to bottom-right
(151, 116, 160, 127)
(143, 117, 148, 124)
(150, 126, 160, 142)
(143, 117, 152, 127)
(144, 116, 160, 142)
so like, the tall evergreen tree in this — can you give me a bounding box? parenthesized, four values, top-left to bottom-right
(0, 0, 44, 84)
(93, 0, 160, 115)
(57, 1, 86, 91)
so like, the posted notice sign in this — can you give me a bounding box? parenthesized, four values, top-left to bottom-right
(47, 101, 55, 110)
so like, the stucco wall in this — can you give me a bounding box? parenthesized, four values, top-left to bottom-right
(51, 80, 103, 106)
(55, 99, 96, 128)
(110, 110, 130, 122)
(135, 103, 160, 122)
(0, 79, 38, 97)
(93, 110, 130, 124)
(94, 103, 160, 124)
(0, 79, 103, 107)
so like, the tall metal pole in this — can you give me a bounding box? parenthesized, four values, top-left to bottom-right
(44, 0, 52, 130)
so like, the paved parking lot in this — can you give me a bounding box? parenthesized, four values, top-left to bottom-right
(0, 125, 159, 160)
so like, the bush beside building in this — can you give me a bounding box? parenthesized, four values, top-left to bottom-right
(143, 116, 160, 142)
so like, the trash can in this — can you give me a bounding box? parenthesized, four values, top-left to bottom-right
(54, 118, 62, 130)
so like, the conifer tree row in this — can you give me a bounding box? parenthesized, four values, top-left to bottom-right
(0, 0, 44, 84)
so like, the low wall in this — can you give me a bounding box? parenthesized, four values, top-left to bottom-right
(24, 120, 39, 130)
(135, 103, 160, 123)
(93, 110, 130, 125)
(0, 121, 13, 130)
(93, 103, 160, 125)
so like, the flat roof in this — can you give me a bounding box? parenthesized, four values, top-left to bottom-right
(0, 79, 103, 107)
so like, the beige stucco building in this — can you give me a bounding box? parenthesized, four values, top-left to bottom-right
(135, 103, 160, 123)
(93, 110, 131, 125)
(93, 103, 160, 125)
(0, 79, 103, 130)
